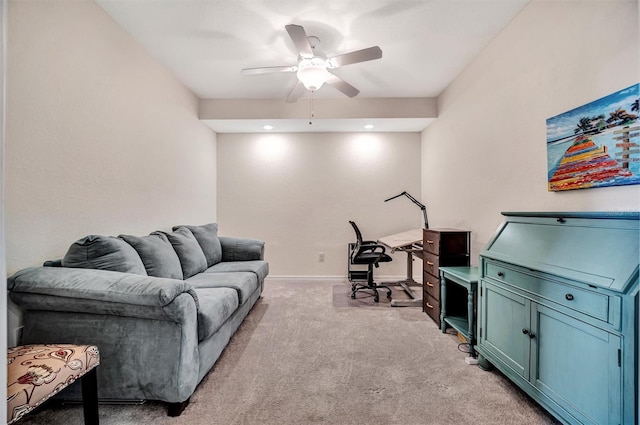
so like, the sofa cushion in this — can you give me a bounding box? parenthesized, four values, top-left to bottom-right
(205, 260, 269, 283)
(173, 223, 222, 267)
(187, 272, 258, 305)
(194, 287, 238, 341)
(162, 227, 208, 279)
(62, 235, 147, 275)
(119, 233, 183, 280)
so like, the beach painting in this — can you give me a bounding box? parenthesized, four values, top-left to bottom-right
(546, 83, 640, 191)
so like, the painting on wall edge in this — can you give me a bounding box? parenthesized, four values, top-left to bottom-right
(546, 83, 640, 191)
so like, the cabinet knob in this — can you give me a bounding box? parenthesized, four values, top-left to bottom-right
(565, 294, 574, 301)
(426, 282, 434, 287)
(522, 328, 536, 339)
(426, 303, 434, 309)
(497, 272, 504, 278)
(426, 240, 434, 244)
(427, 261, 434, 266)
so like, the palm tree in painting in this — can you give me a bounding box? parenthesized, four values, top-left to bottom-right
(573, 115, 607, 135)
(606, 108, 638, 126)
(607, 108, 628, 125)
(574, 117, 594, 134)
(594, 114, 606, 132)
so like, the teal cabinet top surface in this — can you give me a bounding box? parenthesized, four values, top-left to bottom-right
(481, 212, 639, 292)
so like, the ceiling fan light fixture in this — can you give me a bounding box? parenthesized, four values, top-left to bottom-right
(241, 24, 382, 101)
(296, 57, 330, 91)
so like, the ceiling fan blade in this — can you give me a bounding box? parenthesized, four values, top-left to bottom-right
(285, 24, 314, 58)
(326, 73, 360, 98)
(286, 81, 305, 103)
(328, 46, 382, 68)
(241, 65, 296, 75)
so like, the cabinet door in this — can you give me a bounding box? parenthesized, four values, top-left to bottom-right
(532, 305, 622, 425)
(479, 280, 530, 380)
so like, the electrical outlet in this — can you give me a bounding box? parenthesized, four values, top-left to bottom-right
(318, 252, 325, 262)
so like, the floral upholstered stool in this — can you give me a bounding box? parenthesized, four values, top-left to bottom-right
(7, 344, 100, 424)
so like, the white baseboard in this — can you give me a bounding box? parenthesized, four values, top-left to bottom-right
(265, 275, 410, 283)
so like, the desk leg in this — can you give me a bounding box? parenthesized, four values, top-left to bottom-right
(440, 274, 447, 333)
(388, 251, 423, 307)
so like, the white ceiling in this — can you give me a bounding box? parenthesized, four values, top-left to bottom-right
(96, 0, 530, 132)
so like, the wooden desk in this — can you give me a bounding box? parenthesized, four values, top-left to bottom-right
(378, 228, 423, 307)
(439, 266, 479, 356)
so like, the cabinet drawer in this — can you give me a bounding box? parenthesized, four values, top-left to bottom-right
(423, 293, 440, 327)
(423, 252, 439, 276)
(423, 230, 440, 255)
(424, 229, 469, 256)
(423, 272, 440, 300)
(484, 262, 610, 322)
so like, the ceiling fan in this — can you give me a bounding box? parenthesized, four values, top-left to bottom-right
(241, 24, 383, 103)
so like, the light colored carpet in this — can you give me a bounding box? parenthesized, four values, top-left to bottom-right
(17, 280, 559, 425)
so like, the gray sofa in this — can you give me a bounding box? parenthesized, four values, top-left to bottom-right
(8, 223, 268, 416)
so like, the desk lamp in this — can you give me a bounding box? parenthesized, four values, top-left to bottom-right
(384, 191, 429, 229)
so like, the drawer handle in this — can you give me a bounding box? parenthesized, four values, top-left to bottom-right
(565, 294, 574, 301)
(426, 240, 434, 244)
(426, 282, 434, 287)
(522, 328, 535, 338)
(497, 272, 504, 278)
(426, 302, 434, 309)
(427, 261, 434, 266)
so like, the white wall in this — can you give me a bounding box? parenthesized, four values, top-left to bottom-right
(421, 0, 639, 263)
(1, 0, 8, 410)
(217, 132, 422, 278)
(6, 0, 218, 275)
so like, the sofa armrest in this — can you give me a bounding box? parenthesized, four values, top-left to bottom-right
(8, 267, 199, 321)
(219, 236, 265, 261)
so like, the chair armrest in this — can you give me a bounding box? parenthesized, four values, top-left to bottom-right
(8, 267, 199, 321)
(219, 236, 265, 261)
(357, 243, 387, 256)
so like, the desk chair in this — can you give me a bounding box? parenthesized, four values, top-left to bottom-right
(348, 221, 393, 302)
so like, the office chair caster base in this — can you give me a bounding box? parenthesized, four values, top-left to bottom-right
(350, 278, 394, 302)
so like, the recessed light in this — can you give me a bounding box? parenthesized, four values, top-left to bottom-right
(263, 125, 274, 130)
(364, 124, 374, 129)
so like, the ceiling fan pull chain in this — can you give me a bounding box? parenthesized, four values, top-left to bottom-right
(309, 92, 315, 125)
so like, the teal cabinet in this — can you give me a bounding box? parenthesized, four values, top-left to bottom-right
(533, 305, 621, 425)
(476, 212, 638, 425)
(479, 280, 529, 379)
(480, 277, 622, 424)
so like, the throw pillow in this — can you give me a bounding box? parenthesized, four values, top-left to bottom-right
(172, 223, 222, 267)
(62, 235, 147, 275)
(163, 227, 208, 279)
(119, 233, 183, 280)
